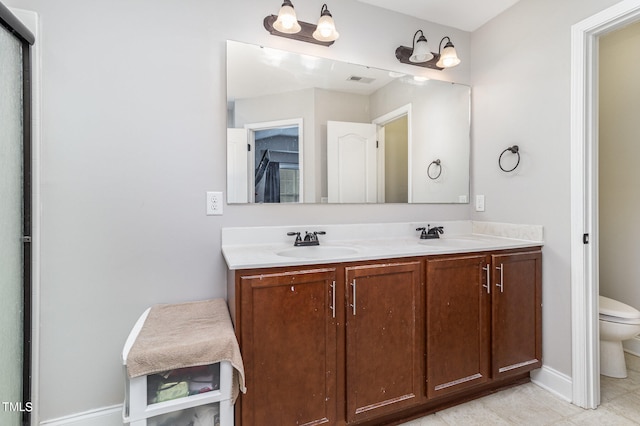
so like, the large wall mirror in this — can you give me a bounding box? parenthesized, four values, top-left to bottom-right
(226, 40, 470, 204)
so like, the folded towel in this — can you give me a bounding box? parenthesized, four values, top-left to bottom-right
(126, 298, 246, 401)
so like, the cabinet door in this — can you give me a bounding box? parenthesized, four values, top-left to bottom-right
(491, 250, 542, 378)
(345, 261, 423, 423)
(239, 268, 337, 426)
(425, 255, 491, 399)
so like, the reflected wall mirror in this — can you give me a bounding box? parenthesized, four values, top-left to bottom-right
(226, 40, 471, 204)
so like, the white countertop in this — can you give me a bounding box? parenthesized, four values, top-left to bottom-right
(222, 221, 544, 270)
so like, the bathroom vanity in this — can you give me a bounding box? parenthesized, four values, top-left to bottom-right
(223, 222, 542, 425)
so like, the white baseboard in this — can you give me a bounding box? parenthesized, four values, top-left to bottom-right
(623, 336, 640, 356)
(530, 364, 573, 402)
(40, 404, 122, 426)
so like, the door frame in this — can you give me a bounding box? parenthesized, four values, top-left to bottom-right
(0, 4, 36, 424)
(570, 0, 640, 409)
(245, 118, 304, 203)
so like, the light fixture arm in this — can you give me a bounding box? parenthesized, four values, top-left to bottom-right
(435, 36, 461, 68)
(413, 30, 426, 50)
(438, 36, 453, 54)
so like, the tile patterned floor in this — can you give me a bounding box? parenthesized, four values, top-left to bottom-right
(400, 353, 640, 425)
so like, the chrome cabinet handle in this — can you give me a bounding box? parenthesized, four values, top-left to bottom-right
(482, 265, 490, 294)
(330, 281, 336, 318)
(350, 279, 356, 315)
(496, 263, 504, 293)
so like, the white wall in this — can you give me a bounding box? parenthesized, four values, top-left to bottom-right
(5, 0, 471, 422)
(599, 20, 640, 311)
(470, 0, 622, 379)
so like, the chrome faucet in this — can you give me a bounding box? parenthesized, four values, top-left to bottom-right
(287, 231, 326, 246)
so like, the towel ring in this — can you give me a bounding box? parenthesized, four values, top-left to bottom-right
(427, 159, 442, 180)
(499, 145, 520, 172)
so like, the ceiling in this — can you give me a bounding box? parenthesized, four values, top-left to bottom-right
(355, 0, 521, 32)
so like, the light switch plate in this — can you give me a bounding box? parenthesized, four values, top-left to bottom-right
(207, 191, 223, 215)
(475, 195, 485, 212)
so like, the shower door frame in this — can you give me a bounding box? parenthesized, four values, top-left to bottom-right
(0, 3, 34, 425)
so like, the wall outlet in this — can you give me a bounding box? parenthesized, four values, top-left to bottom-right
(475, 195, 485, 212)
(207, 191, 223, 215)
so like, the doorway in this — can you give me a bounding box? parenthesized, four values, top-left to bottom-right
(0, 3, 34, 425)
(372, 104, 412, 203)
(570, 0, 640, 410)
(598, 19, 640, 346)
(246, 118, 303, 204)
(380, 116, 409, 203)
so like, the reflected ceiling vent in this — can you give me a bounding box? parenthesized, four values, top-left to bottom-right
(347, 75, 375, 84)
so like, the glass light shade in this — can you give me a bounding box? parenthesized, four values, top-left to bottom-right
(436, 45, 461, 68)
(312, 14, 339, 42)
(409, 38, 433, 63)
(274, 3, 301, 34)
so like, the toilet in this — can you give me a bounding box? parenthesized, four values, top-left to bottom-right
(599, 295, 640, 378)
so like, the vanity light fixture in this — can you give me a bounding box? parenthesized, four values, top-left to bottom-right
(436, 37, 461, 68)
(312, 4, 339, 42)
(273, 0, 301, 34)
(395, 31, 461, 70)
(409, 30, 434, 63)
(264, 2, 339, 47)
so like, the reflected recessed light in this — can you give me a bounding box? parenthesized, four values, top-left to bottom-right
(413, 76, 429, 82)
(388, 71, 405, 78)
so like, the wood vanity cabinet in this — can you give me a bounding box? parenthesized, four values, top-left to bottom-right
(235, 259, 423, 426)
(238, 267, 338, 426)
(344, 261, 423, 423)
(232, 248, 541, 425)
(425, 249, 542, 399)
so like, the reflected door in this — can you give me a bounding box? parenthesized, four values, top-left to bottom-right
(227, 128, 249, 203)
(0, 22, 28, 426)
(327, 121, 378, 203)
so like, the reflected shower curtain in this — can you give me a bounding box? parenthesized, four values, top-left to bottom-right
(264, 162, 281, 203)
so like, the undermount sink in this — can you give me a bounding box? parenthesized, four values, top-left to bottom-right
(418, 237, 489, 249)
(276, 246, 359, 259)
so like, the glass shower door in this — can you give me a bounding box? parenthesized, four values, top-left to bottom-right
(0, 23, 26, 426)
